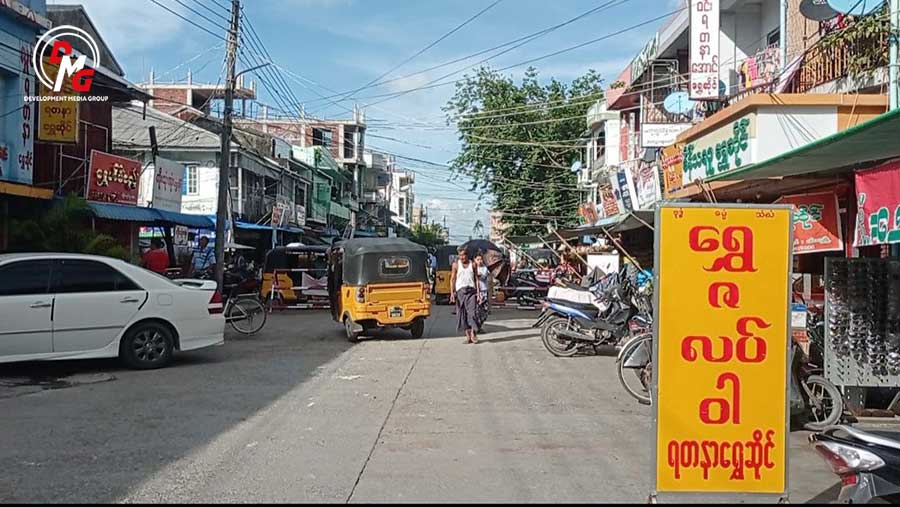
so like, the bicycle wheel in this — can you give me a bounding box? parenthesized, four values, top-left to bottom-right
(227, 297, 267, 335)
(617, 334, 653, 406)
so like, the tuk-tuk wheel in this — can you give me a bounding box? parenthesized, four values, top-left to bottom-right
(345, 317, 361, 342)
(410, 318, 425, 339)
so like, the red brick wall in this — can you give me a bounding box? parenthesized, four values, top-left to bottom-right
(149, 88, 189, 114)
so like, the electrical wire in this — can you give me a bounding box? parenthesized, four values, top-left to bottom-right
(145, 0, 228, 41)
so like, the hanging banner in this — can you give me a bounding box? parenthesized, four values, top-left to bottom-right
(661, 144, 684, 196)
(631, 161, 662, 210)
(148, 158, 184, 212)
(653, 203, 792, 503)
(87, 150, 141, 205)
(854, 161, 900, 247)
(579, 202, 599, 224)
(690, 0, 721, 100)
(775, 192, 843, 254)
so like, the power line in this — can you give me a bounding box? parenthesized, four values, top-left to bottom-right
(335, 0, 505, 104)
(145, 0, 227, 41)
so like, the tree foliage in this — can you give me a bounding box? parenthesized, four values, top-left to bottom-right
(444, 66, 603, 236)
(408, 223, 448, 249)
(9, 195, 129, 259)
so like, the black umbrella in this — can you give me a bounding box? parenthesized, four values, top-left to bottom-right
(800, 0, 839, 21)
(460, 239, 510, 284)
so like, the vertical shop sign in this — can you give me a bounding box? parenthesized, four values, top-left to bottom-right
(661, 144, 685, 196)
(653, 203, 792, 503)
(599, 183, 620, 218)
(690, 0, 720, 99)
(38, 57, 79, 143)
(854, 161, 900, 247)
(775, 192, 843, 254)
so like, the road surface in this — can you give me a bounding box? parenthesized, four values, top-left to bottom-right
(0, 306, 839, 503)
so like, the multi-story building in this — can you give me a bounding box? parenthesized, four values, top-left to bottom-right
(361, 150, 393, 236)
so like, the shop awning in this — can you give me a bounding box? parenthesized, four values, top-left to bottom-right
(708, 108, 900, 182)
(552, 210, 655, 240)
(88, 202, 161, 223)
(0, 181, 54, 200)
(89, 203, 215, 228)
(154, 210, 214, 229)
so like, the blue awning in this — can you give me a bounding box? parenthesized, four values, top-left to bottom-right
(88, 203, 214, 228)
(88, 203, 161, 223)
(155, 209, 214, 229)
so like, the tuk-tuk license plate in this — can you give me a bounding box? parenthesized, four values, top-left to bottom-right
(390, 307, 403, 318)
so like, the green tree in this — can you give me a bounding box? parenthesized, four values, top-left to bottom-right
(408, 223, 448, 249)
(9, 195, 129, 259)
(444, 66, 603, 236)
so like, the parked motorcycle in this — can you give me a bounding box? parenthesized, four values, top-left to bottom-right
(810, 425, 900, 503)
(507, 269, 549, 307)
(535, 269, 652, 357)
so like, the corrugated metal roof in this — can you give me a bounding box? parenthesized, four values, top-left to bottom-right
(88, 203, 161, 223)
(89, 202, 214, 228)
(112, 104, 221, 151)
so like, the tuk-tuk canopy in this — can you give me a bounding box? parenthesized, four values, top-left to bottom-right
(435, 245, 459, 270)
(335, 238, 429, 286)
(264, 245, 329, 272)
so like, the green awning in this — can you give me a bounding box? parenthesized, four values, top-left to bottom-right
(708, 108, 900, 182)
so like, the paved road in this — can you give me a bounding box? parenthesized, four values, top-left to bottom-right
(0, 306, 839, 503)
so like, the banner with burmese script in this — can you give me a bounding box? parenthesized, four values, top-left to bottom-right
(652, 203, 792, 503)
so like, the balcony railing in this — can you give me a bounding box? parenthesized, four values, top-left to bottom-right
(788, 31, 889, 94)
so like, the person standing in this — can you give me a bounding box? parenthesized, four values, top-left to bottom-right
(449, 246, 480, 344)
(474, 252, 492, 333)
(141, 238, 170, 275)
(190, 235, 216, 277)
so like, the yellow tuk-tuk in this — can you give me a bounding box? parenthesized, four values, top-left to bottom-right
(327, 238, 431, 341)
(433, 244, 459, 304)
(261, 245, 330, 306)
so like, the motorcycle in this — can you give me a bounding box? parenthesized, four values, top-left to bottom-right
(507, 269, 549, 307)
(810, 425, 900, 503)
(535, 269, 652, 357)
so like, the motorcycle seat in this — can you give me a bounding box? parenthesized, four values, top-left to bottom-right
(547, 298, 600, 318)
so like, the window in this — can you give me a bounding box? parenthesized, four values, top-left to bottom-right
(312, 128, 333, 149)
(398, 198, 406, 219)
(343, 128, 356, 159)
(0, 260, 53, 296)
(184, 165, 198, 195)
(767, 27, 780, 47)
(379, 256, 410, 277)
(54, 260, 141, 293)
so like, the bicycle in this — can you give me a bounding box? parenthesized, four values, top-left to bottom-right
(224, 292, 267, 335)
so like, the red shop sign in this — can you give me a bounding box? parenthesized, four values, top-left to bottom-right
(855, 160, 900, 247)
(87, 150, 141, 205)
(775, 191, 843, 254)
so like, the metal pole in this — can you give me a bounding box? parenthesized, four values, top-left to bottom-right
(891, 0, 899, 110)
(780, 0, 787, 80)
(216, 0, 240, 290)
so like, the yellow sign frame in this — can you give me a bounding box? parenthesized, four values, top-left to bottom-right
(651, 203, 793, 503)
(37, 57, 79, 144)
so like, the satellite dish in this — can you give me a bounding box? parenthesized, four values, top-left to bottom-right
(827, 0, 882, 16)
(570, 160, 583, 173)
(800, 0, 839, 20)
(663, 91, 695, 115)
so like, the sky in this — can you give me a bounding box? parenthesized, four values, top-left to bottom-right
(49, 0, 680, 243)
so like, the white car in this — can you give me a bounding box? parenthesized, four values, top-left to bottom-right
(0, 253, 226, 369)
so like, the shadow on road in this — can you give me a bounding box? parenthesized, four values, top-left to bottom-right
(0, 311, 353, 503)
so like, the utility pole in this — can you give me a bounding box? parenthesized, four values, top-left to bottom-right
(215, 0, 240, 290)
(891, 0, 899, 110)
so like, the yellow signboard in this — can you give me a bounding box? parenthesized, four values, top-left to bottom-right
(654, 204, 792, 500)
(38, 58, 79, 144)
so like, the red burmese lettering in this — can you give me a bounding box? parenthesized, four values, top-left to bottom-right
(689, 225, 720, 251)
(682, 335, 733, 363)
(736, 316, 770, 363)
(700, 373, 741, 424)
(708, 281, 740, 308)
(707, 226, 757, 272)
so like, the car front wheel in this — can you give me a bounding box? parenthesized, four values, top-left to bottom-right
(120, 322, 175, 369)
